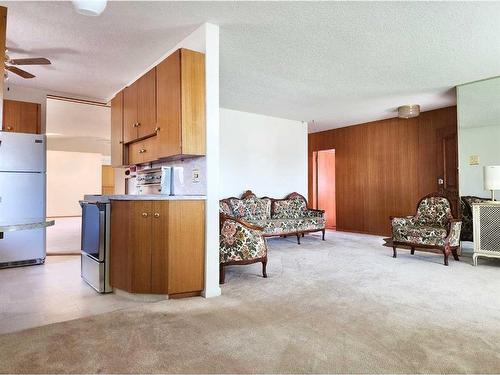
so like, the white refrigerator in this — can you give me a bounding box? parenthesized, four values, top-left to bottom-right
(0, 132, 47, 267)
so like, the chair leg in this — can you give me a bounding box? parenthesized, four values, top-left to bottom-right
(392, 246, 397, 258)
(302, 233, 305, 237)
(443, 245, 451, 266)
(452, 248, 460, 261)
(262, 259, 268, 278)
(296, 233, 301, 244)
(322, 229, 326, 240)
(219, 264, 225, 284)
(410, 247, 415, 255)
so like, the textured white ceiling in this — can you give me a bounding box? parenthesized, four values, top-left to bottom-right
(3, 1, 500, 132)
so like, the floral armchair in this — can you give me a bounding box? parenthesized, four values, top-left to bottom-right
(460, 196, 491, 242)
(219, 200, 268, 284)
(391, 194, 462, 266)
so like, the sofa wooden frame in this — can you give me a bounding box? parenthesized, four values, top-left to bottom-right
(390, 193, 461, 266)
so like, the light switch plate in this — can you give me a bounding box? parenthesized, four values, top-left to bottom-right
(469, 155, 480, 166)
(192, 169, 200, 183)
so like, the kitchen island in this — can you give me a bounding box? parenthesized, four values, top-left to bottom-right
(108, 195, 205, 298)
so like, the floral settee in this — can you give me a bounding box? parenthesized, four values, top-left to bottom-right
(460, 196, 491, 242)
(218, 191, 326, 283)
(391, 194, 462, 266)
(220, 190, 326, 244)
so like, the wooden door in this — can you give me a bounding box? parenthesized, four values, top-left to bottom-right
(131, 201, 153, 293)
(111, 92, 124, 167)
(19, 102, 40, 134)
(3, 100, 21, 132)
(137, 68, 157, 139)
(102, 165, 115, 195)
(180, 49, 206, 155)
(151, 201, 169, 294)
(168, 200, 205, 295)
(437, 127, 459, 216)
(110, 200, 153, 293)
(123, 84, 138, 143)
(110, 200, 133, 291)
(157, 49, 182, 157)
(317, 150, 336, 229)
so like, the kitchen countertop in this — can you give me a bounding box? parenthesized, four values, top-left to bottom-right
(108, 195, 206, 201)
(0, 218, 55, 233)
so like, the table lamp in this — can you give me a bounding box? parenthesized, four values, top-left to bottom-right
(484, 166, 500, 201)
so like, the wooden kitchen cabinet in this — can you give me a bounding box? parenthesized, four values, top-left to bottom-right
(110, 92, 125, 167)
(128, 135, 158, 165)
(114, 48, 205, 166)
(122, 68, 157, 144)
(156, 49, 205, 157)
(110, 199, 205, 296)
(2, 99, 41, 134)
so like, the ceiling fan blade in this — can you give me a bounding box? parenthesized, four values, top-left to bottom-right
(9, 57, 51, 65)
(5, 65, 35, 79)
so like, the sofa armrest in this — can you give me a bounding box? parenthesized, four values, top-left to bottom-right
(446, 219, 462, 247)
(304, 209, 325, 218)
(219, 217, 268, 263)
(220, 213, 265, 231)
(390, 216, 416, 227)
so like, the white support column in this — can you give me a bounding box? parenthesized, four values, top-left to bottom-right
(203, 23, 221, 298)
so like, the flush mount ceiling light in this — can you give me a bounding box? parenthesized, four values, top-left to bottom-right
(72, 0, 107, 16)
(398, 104, 420, 119)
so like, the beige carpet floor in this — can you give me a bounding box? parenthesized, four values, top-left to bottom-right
(1, 231, 500, 373)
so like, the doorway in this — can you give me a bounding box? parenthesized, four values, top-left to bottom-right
(436, 127, 459, 217)
(312, 149, 336, 229)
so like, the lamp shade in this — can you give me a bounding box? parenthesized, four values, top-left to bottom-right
(484, 166, 500, 190)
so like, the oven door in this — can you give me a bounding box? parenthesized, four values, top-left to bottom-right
(80, 201, 106, 262)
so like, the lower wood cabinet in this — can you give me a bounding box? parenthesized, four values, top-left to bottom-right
(110, 199, 205, 296)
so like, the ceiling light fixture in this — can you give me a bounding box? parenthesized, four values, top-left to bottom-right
(398, 104, 420, 119)
(72, 0, 107, 16)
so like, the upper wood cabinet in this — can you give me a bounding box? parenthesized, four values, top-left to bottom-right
(113, 48, 205, 165)
(2, 99, 41, 134)
(123, 68, 157, 143)
(157, 48, 206, 157)
(110, 92, 124, 167)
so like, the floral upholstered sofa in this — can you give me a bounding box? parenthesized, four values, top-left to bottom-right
(218, 191, 326, 283)
(220, 190, 326, 244)
(391, 194, 462, 266)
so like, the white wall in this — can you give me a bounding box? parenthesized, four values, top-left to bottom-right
(220, 108, 308, 198)
(47, 151, 102, 217)
(458, 78, 500, 198)
(4, 85, 47, 132)
(459, 126, 500, 197)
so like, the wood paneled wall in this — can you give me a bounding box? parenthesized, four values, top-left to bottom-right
(308, 106, 457, 236)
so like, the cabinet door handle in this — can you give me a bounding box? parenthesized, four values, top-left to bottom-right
(141, 212, 149, 217)
(154, 127, 160, 132)
(6, 126, 12, 131)
(137, 122, 141, 127)
(154, 213, 160, 218)
(139, 149, 146, 154)
(133, 122, 139, 128)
